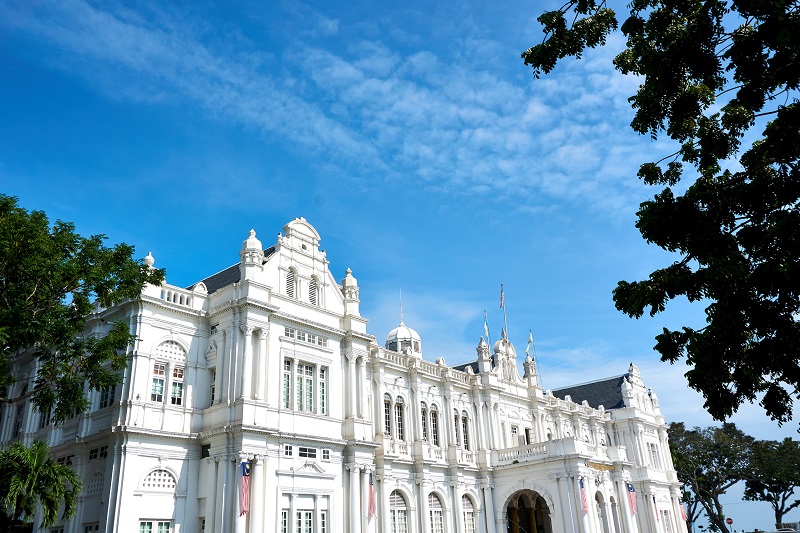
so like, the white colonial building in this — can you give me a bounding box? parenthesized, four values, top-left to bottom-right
(2, 218, 683, 533)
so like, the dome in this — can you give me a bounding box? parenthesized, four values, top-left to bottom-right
(386, 321, 422, 356)
(493, 337, 516, 357)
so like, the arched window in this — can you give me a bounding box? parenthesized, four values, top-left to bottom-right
(384, 394, 392, 436)
(429, 493, 444, 533)
(461, 410, 470, 451)
(287, 269, 297, 298)
(430, 405, 439, 446)
(462, 495, 475, 533)
(141, 469, 177, 491)
(309, 277, 319, 306)
(390, 490, 409, 533)
(395, 397, 405, 440)
(453, 410, 460, 447)
(420, 402, 428, 441)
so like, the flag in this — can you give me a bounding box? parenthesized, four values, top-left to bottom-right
(483, 310, 490, 341)
(626, 482, 637, 515)
(500, 284, 504, 308)
(239, 461, 251, 517)
(367, 473, 376, 522)
(653, 496, 658, 521)
(680, 503, 688, 521)
(525, 329, 533, 357)
(579, 478, 588, 514)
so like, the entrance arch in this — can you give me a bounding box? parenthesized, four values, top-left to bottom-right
(506, 490, 552, 533)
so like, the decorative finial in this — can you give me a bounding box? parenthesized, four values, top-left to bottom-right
(144, 252, 155, 268)
(249, 229, 256, 237)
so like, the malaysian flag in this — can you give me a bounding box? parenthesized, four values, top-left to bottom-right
(239, 461, 251, 517)
(653, 496, 659, 521)
(579, 478, 588, 514)
(500, 284, 505, 308)
(367, 473, 376, 522)
(680, 503, 688, 521)
(483, 310, 490, 342)
(626, 482, 637, 515)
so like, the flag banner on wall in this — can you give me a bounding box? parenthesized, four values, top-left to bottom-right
(626, 482, 637, 515)
(681, 503, 688, 521)
(579, 478, 588, 514)
(239, 461, 251, 517)
(367, 473, 376, 522)
(653, 496, 658, 521)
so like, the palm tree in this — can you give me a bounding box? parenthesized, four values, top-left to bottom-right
(0, 440, 81, 531)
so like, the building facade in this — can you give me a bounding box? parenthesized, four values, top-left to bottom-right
(2, 218, 683, 533)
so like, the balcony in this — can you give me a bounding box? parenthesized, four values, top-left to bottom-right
(494, 437, 628, 467)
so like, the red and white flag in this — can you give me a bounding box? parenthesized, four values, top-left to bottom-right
(626, 482, 637, 515)
(239, 461, 251, 517)
(680, 503, 688, 521)
(367, 473, 376, 522)
(579, 478, 588, 514)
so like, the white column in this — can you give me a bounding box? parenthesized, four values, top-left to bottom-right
(614, 481, 635, 533)
(213, 459, 225, 533)
(348, 355, 357, 418)
(349, 465, 362, 533)
(418, 482, 430, 533)
(255, 330, 267, 400)
(482, 485, 496, 533)
(250, 458, 265, 533)
(381, 476, 391, 533)
(556, 476, 575, 532)
(358, 357, 366, 418)
(241, 327, 253, 399)
(453, 486, 464, 533)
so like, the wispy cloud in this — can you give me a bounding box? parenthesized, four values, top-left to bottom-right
(1, 0, 659, 217)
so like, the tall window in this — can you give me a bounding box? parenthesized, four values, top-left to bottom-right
(461, 411, 470, 451)
(421, 402, 428, 441)
(429, 493, 444, 533)
(320, 511, 327, 533)
(384, 394, 392, 436)
(170, 366, 184, 405)
(209, 369, 216, 404)
(286, 269, 296, 298)
(283, 359, 327, 413)
(296, 510, 312, 533)
(395, 397, 405, 440)
(99, 385, 115, 409)
(390, 491, 409, 533)
(151, 363, 166, 402)
(319, 368, 327, 414)
(648, 443, 662, 469)
(309, 277, 319, 306)
(462, 496, 475, 533)
(283, 360, 292, 408)
(38, 407, 51, 429)
(296, 363, 314, 411)
(281, 511, 289, 533)
(430, 405, 439, 446)
(454, 410, 461, 447)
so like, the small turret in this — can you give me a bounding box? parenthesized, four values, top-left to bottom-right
(341, 268, 360, 316)
(239, 229, 264, 279)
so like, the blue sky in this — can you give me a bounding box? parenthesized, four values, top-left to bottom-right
(0, 0, 796, 528)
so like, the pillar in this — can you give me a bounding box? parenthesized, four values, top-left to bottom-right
(256, 329, 267, 400)
(349, 464, 361, 533)
(250, 458, 265, 533)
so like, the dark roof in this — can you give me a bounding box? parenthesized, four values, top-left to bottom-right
(551, 374, 628, 410)
(453, 361, 479, 374)
(188, 246, 276, 294)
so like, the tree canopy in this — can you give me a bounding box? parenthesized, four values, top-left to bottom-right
(668, 422, 753, 533)
(523, 0, 800, 424)
(744, 437, 800, 528)
(0, 195, 164, 422)
(0, 439, 81, 530)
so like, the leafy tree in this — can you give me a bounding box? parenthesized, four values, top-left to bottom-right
(0, 439, 81, 531)
(0, 194, 164, 422)
(523, 1, 800, 425)
(744, 437, 800, 528)
(667, 422, 753, 533)
(681, 485, 705, 532)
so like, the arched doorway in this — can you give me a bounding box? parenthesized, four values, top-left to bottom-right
(506, 490, 552, 533)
